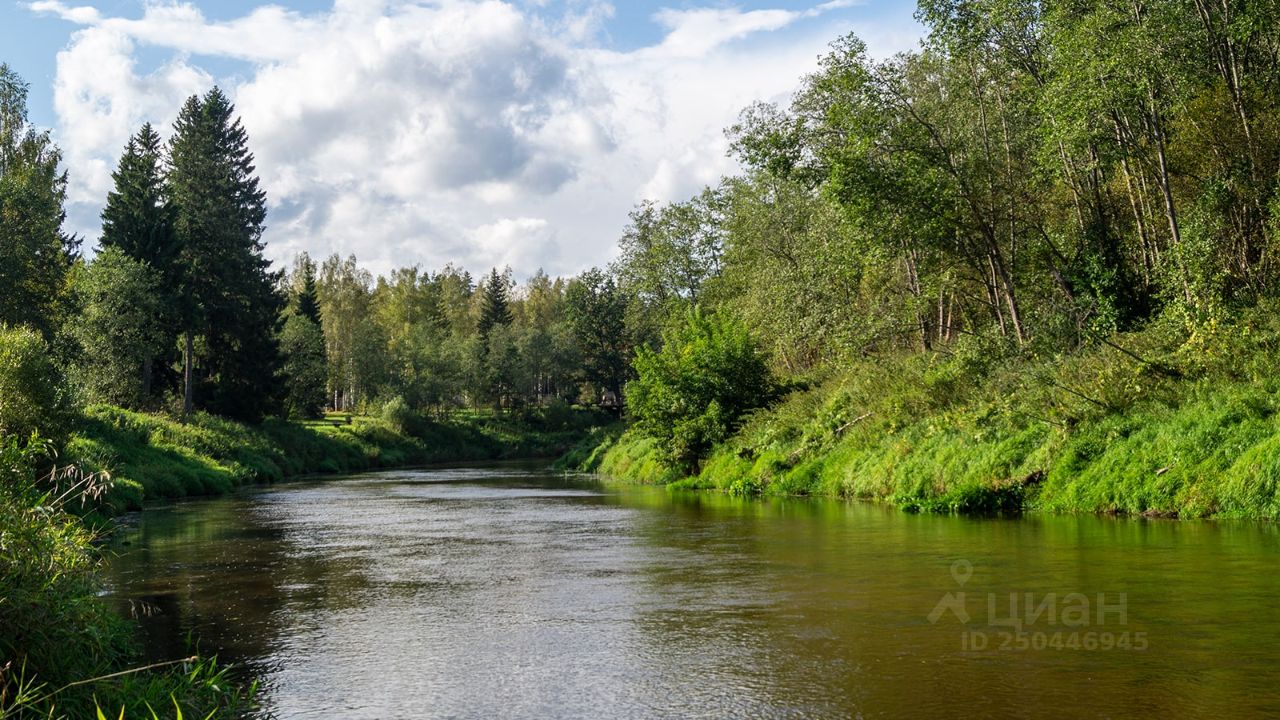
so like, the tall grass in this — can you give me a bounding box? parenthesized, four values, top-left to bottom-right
(69, 404, 609, 511)
(565, 302, 1280, 519)
(0, 438, 255, 718)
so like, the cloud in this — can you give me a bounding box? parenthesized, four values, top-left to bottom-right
(471, 217, 559, 271)
(32, 1, 320, 61)
(51, 27, 211, 204)
(35, 0, 920, 278)
(648, 7, 799, 59)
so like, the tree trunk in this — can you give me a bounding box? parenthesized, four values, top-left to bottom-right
(183, 331, 194, 416)
(142, 355, 153, 402)
(1147, 92, 1183, 249)
(905, 249, 930, 351)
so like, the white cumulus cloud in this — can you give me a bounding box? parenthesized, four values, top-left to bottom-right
(32, 0, 920, 278)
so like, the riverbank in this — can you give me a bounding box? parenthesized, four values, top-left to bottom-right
(562, 304, 1280, 520)
(0, 438, 261, 718)
(2, 405, 605, 717)
(100, 463, 1280, 719)
(72, 404, 606, 512)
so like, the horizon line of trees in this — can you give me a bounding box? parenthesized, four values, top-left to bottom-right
(7, 0, 1280, 450)
(0, 62, 639, 424)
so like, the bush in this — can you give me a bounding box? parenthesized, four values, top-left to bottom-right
(0, 436, 257, 717)
(626, 308, 774, 472)
(0, 325, 72, 444)
(380, 395, 417, 435)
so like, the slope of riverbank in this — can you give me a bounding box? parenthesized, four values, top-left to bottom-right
(1, 406, 605, 716)
(72, 405, 606, 512)
(564, 305, 1280, 519)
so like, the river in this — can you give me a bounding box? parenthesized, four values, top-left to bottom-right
(103, 464, 1280, 718)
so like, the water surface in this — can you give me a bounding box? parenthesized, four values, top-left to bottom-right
(105, 466, 1280, 718)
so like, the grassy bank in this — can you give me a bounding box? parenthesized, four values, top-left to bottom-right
(0, 404, 605, 717)
(565, 304, 1280, 519)
(68, 404, 607, 512)
(0, 439, 258, 718)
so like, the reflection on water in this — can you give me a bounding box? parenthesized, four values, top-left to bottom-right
(104, 466, 1280, 719)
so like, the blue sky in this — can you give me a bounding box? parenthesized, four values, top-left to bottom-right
(0, 1, 922, 277)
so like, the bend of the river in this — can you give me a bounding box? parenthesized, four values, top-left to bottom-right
(103, 464, 1280, 719)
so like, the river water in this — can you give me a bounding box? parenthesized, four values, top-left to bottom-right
(103, 465, 1280, 718)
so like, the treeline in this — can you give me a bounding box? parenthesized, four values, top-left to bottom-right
(573, 0, 1280, 475)
(0, 62, 638, 425)
(285, 258, 632, 419)
(708, 0, 1280, 364)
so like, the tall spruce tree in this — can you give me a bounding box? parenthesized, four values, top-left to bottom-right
(168, 88, 283, 421)
(100, 122, 179, 398)
(295, 253, 323, 325)
(477, 267, 513, 340)
(101, 123, 175, 266)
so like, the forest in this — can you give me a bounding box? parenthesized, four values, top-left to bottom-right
(19, 0, 1280, 443)
(8, 0, 1280, 715)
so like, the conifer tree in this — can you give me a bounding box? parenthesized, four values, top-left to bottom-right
(168, 88, 283, 421)
(101, 124, 175, 266)
(295, 254, 323, 326)
(477, 267, 513, 340)
(100, 122, 179, 398)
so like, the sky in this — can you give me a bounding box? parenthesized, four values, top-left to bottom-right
(0, 0, 923, 279)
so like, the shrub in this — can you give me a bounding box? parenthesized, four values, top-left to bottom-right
(626, 308, 774, 472)
(0, 325, 72, 444)
(0, 436, 257, 717)
(380, 396, 417, 435)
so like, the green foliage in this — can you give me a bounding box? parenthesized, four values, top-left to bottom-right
(291, 252, 323, 325)
(68, 249, 169, 409)
(477, 267, 513, 339)
(100, 123, 177, 288)
(614, 192, 724, 345)
(0, 438, 254, 718)
(626, 308, 773, 472)
(565, 267, 630, 399)
(0, 325, 72, 444)
(168, 88, 282, 421)
(0, 439, 116, 708)
(277, 312, 327, 419)
(714, 175, 871, 368)
(560, 301, 1280, 519)
(379, 395, 415, 435)
(317, 254, 384, 411)
(0, 65, 73, 340)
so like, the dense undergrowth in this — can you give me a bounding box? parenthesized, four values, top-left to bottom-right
(70, 403, 608, 512)
(0, 439, 258, 718)
(566, 304, 1280, 519)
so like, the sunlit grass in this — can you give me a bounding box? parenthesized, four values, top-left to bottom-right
(67, 404, 609, 510)
(568, 302, 1280, 519)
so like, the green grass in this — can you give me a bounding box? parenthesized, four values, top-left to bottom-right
(0, 404, 609, 716)
(555, 424, 684, 487)
(0, 439, 257, 719)
(564, 302, 1280, 519)
(68, 405, 610, 511)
